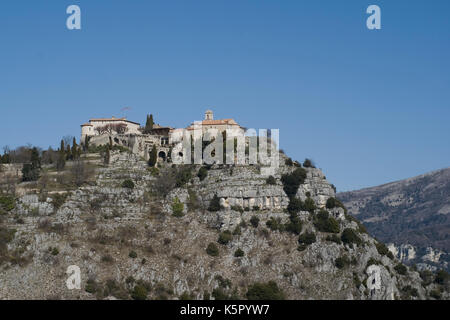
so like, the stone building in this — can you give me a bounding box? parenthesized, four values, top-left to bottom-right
(170, 110, 245, 143)
(80, 110, 246, 164)
(81, 117, 141, 143)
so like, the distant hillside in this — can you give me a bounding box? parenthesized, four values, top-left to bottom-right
(338, 168, 450, 270)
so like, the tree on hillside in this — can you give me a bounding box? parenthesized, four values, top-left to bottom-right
(104, 147, 110, 165)
(84, 135, 90, 151)
(56, 139, 66, 171)
(148, 145, 157, 167)
(72, 137, 79, 160)
(144, 114, 154, 134)
(22, 147, 41, 182)
(66, 144, 71, 160)
(30, 147, 41, 169)
(1, 146, 11, 164)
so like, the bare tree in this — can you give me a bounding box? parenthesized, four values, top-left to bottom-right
(151, 167, 176, 197)
(1, 173, 17, 195)
(70, 160, 95, 187)
(63, 135, 74, 148)
(95, 123, 128, 135)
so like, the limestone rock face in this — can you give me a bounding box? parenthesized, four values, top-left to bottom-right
(0, 151, 441, 300)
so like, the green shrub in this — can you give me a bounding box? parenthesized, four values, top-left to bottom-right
(284, 214, 303, 235)
(187, 189, 200, 212)
(250, 216, 260, 228)
(366, 258, 381, 269)
(212, 288, 233, 300)
(281, 168, 307, 198)
(131, 284, 148, 300)
(266, 217, 282, 231)
(285, 158, 294, 166)
(179, 291, 194, 300)
(232, 225, 241, 235)
(326, 197, 346, 210)
(303, 197, 316, 213)
(400, 285, 418, 299)
(0, 195, 15, 214)
(394, 263, 407, 275)
(419, 270, 434, 286)
(121, 179, 135, 189)
(218, 230, 232, 245)
(22, 163, 39, 182)
(434, 269, 449, 285)
(208, 194, 221, 212)
(50, 247, 59, 256)
(206, 243, 219, 256)
(298, 231, 316, 247)
(101, 254, 114, 264)
(175, 166, 192, 187)
(231, 205, 244, 213)
(430, 289, 441, 300)
(314, 210, 340, 233)
(287, 197, 303, 214)
(171, 197, 184, 217)
(246, 281, 285, 300)
(129, 251, 137, 259)
(51, 192, 70, 211)
(85, 279, 99, 294)
(326, 234, 342, 244)
(375, 242, 390, 256)
(234, 248, 244, 257)
(341, 228, 362, 246)
(353, 273, 362, 288)
(266, 175, 277, 185)
(197, 167, 208, 181)
(303, 158, 315, 168)
(0, 226, 16, 250)
(335, 256, 350, 269)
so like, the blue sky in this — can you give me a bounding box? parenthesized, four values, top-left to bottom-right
(1, 0, 449, 191)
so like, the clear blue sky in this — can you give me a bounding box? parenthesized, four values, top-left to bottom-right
(1, 0, 449, 191)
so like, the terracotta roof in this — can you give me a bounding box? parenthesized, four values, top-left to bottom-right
(81, 123, 93, 127)
(202, 119, 238, 125)
(186, 118, 241, 130)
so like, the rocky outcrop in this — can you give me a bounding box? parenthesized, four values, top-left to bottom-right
(0, 151, 444, 300)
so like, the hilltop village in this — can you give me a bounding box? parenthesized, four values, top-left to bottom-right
(80, 110, 245, 164)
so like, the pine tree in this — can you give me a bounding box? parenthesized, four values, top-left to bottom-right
(148, 145, 157, 167)
(104, 147, 110, 165)
(22, 147, 41, 181)
(84, 135, 89, 152)
(30, 147, 41, 169)
(57, 139, 66, 171)
(208, 194, 221, 212)
(144, 114, 154, 134)
(72, 138, 78, 160)
(66, 144, 71, 160)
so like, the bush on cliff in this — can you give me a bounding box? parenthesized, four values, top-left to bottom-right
(206, 243, 219, 256)
(208, 194, 221, 212)
(121, 179, 135, 189)
(246, 281, 285, 300)
(281, 168, 307, 199)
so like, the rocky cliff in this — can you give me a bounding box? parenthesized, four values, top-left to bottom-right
(0, 151, 447, 300)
